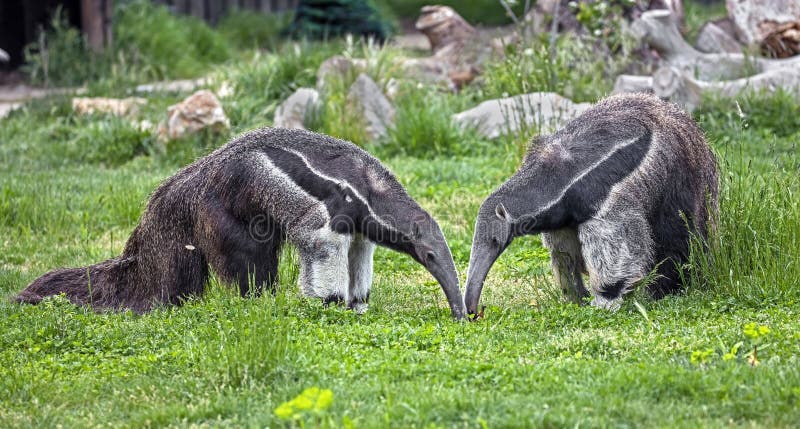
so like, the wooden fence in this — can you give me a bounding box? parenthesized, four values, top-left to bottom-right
(153, 0, 300, 24)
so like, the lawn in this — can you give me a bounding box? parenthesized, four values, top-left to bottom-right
(1, 2, 799, 428)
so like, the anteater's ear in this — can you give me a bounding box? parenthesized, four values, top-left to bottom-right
(495, 203, 511, 223)
(412, 221, 421, 238)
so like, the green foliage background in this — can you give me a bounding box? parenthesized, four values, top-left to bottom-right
(3, 1, 800, 426)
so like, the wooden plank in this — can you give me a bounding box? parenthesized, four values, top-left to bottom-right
(80, 0, 113, 52)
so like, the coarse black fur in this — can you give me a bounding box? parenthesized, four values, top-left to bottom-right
(16, 128, 465, 318)
(465, 93, 719, 314)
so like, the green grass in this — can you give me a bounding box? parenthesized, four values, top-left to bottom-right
(2, 2, 800, 425)
(683, 0, 729, 44)
(24, 1, 233, 88)
(2, 87, 799, 426)
(481, 33, 635, 103)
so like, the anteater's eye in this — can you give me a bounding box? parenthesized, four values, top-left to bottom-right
(426, 251, 436, 262)
(345, 195, 353, 203)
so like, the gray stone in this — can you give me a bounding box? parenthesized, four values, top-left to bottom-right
(273, 87, 320, 130)
(696, 21, 742, 53)
(726, 0, 800, 44)
(157, 90, 229, 142)
(633, 10, 800, 81)
(347, 74, 395, 141)
(452, 92, 591, 139)
(653, 65, 800, 111)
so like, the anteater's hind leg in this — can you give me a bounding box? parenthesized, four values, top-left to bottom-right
(578, 210, 654, 310)
(199, 202, 284, 297)
(347, 234, 375, 313)
(223, 237, 284, 298)
(542, 228, 589, 304)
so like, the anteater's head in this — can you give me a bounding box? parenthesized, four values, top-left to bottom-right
(380, 210, 465, 321)
(464, 195, 516, 317)
(356, 179, 466, 320)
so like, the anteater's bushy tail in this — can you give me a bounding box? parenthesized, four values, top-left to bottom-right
(14, 256, 147, 312)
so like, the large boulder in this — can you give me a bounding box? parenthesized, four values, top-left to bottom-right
(696, 20, 742, 53)
(347, 74, 395, 141)
(273, 88, 320, 130)
(157, 90, 229, 142)
(726, 0, 800, 45)
(452, 92, 591, 139)
(402, 5, 491, 90)
(415, 5, 476, 55)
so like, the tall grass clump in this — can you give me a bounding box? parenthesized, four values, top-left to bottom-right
(185, 247, 300, 388)
(186, 279, 294, 388)
(25, 1, 231, 87)
(114, 1, 231, 79)
(382, 82, 483, 157)
(311, 37, 405, 146)
(223, 41, 342, 131)
(482, 33, 634, 103)
(0, 101, 154, 168)
(23, 7, 99, 87)
(688, 92, 800, 305)
(687, 165, 799, 305)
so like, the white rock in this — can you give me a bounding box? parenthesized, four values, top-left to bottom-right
(0, 102, 22, 119)
(347, 74, 395, 141)
(452, 92, 591, 139)
(273, 88, 320, 130)
(157, 90, 229, 142)
(72, 97, 147, 117)
(613, 75, 654, 94)
(136, 78, 210, 94)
